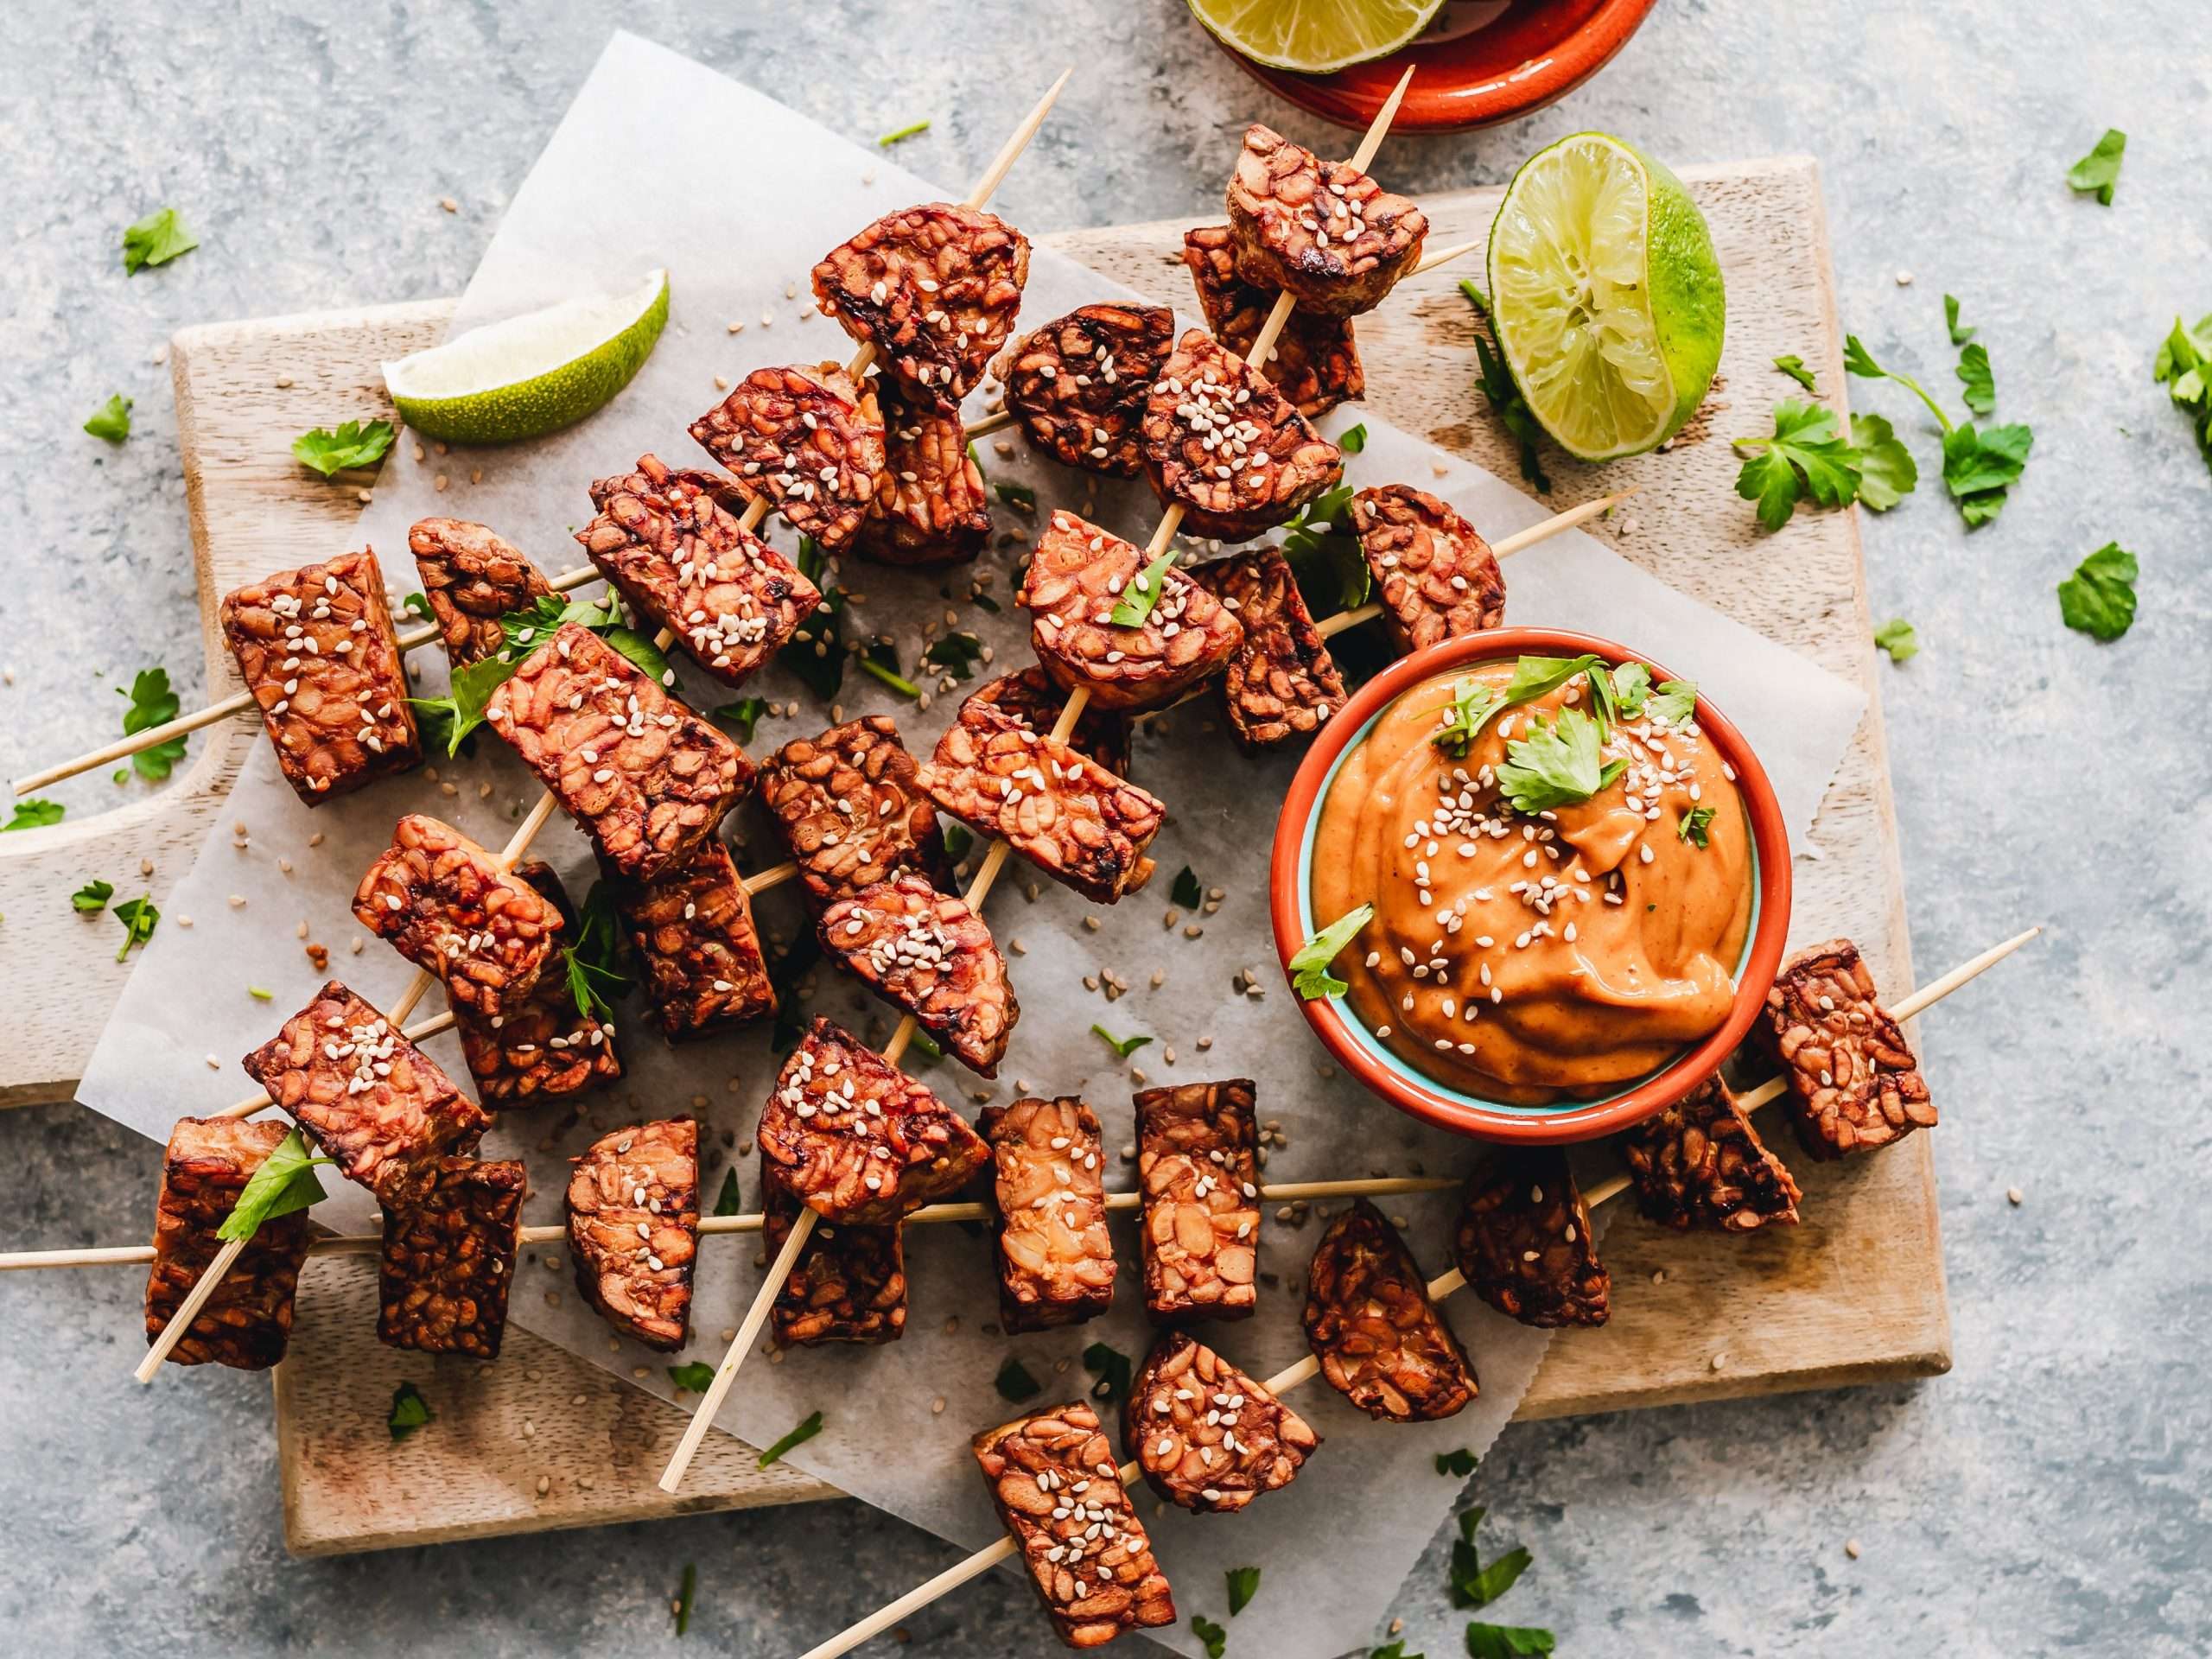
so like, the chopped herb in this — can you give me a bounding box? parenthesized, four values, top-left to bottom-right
(406, 654, 518, 759)
(1431, 676, 1503, 759)
(1501, 653, 1603, 707)
(1449, 1505, 1533, 1610)
(1280, 483, 1370, 613)
(1944, 294, 1975, 347)
(1607, 662, 1652, 716)
(1084, 1340, 1134, 1406)
(992, 480, 1037, 512)
(1873, 618, 1919, 663)
(292, 419, 396, 478)
(118, 666, 188, 780)
(1435, 1447, 1478, 1478)
(1290, 903, 1374, 1000)
(1850, 412, 1918, 511)
(1225, 1567, 1261, 1616)
(402, 591, 435, 621)
(1462, 1625, 1554, 1658)
(779, 586, 849, 702)
(1091, 1024, 1153, 1059)
(712, 1166, 743, 1217)
(1648, 679, 1698, 725)
(5, 799, 65, 832)
(387, 1380, 433, 1442)
(122, 206, 199, 273)
(674, 1562, 696, 1636)
(1460, 280, 1551, 493)
(1171, 866, 1204, 909)
(1338, 422, 1368, 453)
(72, 879, 115, 913)
(1495, 709, 1625, 814)
(709, 696, 769, 744)
(2066, 128, 2126, 204)
(606, 626, 673, 685)
(908, 1028, 945, 1065)
(1732, 400, 1863, 531)
(994, 1357, 1042, 1402)
(972, 592, 1002, 613)
(858, 639, 922, 699)
(877, 118, 931, 147)
(2057, 542, 2139, 641)
(248, 985, 273, 1001)
(112, 894, 159, 960)
(757, 1408, 824, 1467)
(84, 394, 133, 443)
(1108, 549, 1179, 627)
(2153, 313, 2212, 475)
(941, 823, 974, 863)
(218, 1128, 331, 1241)
(1771, 354, 1816, 393)
(1677, 805, 1717, 848)
(768, 931, 822, 1053)
(1371, 1644, 1426, 1659)
(1847, 334, 2030, 527)
(561, 881, 629, 1022)
(923, 632, 986, 682)
(1956, 342, 1996, 417)
(666, 1362, 717, 1394)
(1192, 1614, 1228, 1659)
(498, 588, 625, 658)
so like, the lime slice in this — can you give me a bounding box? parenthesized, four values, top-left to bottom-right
(383, 268, 671, 445)
(1187, 0, 1446, 75)
(1486, 135, 1725, 461)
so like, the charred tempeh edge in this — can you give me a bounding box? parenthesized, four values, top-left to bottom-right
(1622, 1075, 1802, 1231)
(451, 860, 622, 1107)
(811, 202, 1031, 402)
(1189, 545, 1348, 748)
(757, 1017, 989, 1225)
(1182, 223, 1364, 420)
(219, 547, 421, 804)
(350, 813, 562, 1023)
(1304, 1198, 1476, 1422)
(240, 980, 488, 1208)
(1348, 485, 1507, 654)
(690, 361, 887, 553)
(408, 517, 555, 669)
(855, 377, 993, 565)
(1141, 328, 1344, 543)
(1451, 1147, 1611, 1329)
(963, 669, 1133, 780)
(994, 301, 1176, 476)
(607, 839, 777, 1042)
(1133, 1080, 1261, 1325)
(378, 1156, 526, 1359)
(981, 1096, 1116, 1332)
(1225, 124, 1428, 318)
(1124, 1328, 1319, 1515)
(1762, 938, 1936, 1160)
(567, 1118, 699, 1351)
(760, 715, 953, 914)
(972, 1401, 1177, 1649)
(817, 874, 1019, 1076)
(762, 1160, 908, 1347)
(484, 622, 753, 883)
(143, 1117, 313, 1370)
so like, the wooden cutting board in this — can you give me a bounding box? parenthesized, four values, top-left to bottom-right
(0, 160, 1948, 1555)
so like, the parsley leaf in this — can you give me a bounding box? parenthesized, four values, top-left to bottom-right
(1873, 618, 1919, 663)
(2057, 542, 2139, 640)
(757, 1409, 823, 1467)
(406, 654, 518, 758)
(1226, 1566, 1261, 1617)
(1941, 421, 2034, 526)
(877, 118, 931, 147)
(118, 667, 187, 780)
(1461, 281, 1552, 493)
(387, 1380, 433, 1442)
(1850, 412, 1917, 511)
(994, 1357, 1041, 1402)
(1192, 1614, 1228, 1659)
(709, 696, 768, 744)
(292, 419, 396, 478)
(666, 1362, 716, 1394)
(217, 1128, 331, 1240)
(122, 207, 199, 274)
(1091, 1024, 1153, 1059)
(1338, 422, 1368, 453)
(1290, 903, 1374, 1000)
(84, 394, 133, 443)
(2153, 313, 2212, 474)
(712, 1166, 743, 1217)
(112, 894, 159, 960)
(1732, 400, 1862, 531)
(1108, 549, 1179, 627)
(1435, 1447, 1478, 1478)
(1944, 294, 1975, 347)
(1844, 334, 1953, 430)
(923, 632, 985, 683)
(72, 879, 114, 913)
(1495, 709, 1625, 814)
(4, 799, 65, 832)
(1677, 805, 1717, 848)
(941, 823, 974, 863)
(1084, 1340, 1134, 1406)
(1432, 677, 1503, 759)
(1463, 1624, 1554, 1658)
(1171, 866, 1204, 909)
(1956, 342, 1996, 416)
(2066, 128, 2126, 204)
(1771, 354, 1816, 393)
(674, 1562, 696, 1637)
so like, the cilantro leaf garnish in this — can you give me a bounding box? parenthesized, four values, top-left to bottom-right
(84, 394, 133, 443)
(1435, 1447, 1478, 1478)
(498, 589, 624, 658)
(4, 798, 65, 832)
(1192, 1615, 1228, 1659)
(712, 1166, 742, 1217)
(941, 823, 974, 863)
(756, 1408, 823, 1467)
(1873, 618, 1919, 663)
(1090, 1024, 1153, 1059)
(1502, 653, 1603, 706)
(1225, 1566, 1261, 1617)
(72, 879, 114, 913)
(561, 881, 629, 1022)
(1171, 866, 1204, 909)
(1955, 342, 1996, 416)
(1338, 422, 1368, 453)
(2057, 542, 2139, 640)
(1847, 334, 2031, 526)
(606, 626, 674, 686)
(923, 632, 985, 683)
(217, 1128, 331, 1241)
(768, 931, 821, 1054)
(1432, 676, 1503, 758)
(1732, 400, 1862, 531)
(1462, 1625, 1554, 1657)
(992, 480, 1037, 512)
(1083, 1340, 1134, 1406)
(1771, 354, 1816, 393)
(1449, 1505, 1534, 1610)
(1677, 805, 1717, 848)
(2066, 128, 2126, 204)
(779, 582, 849, 702)
(112, 893, 159, 960)
(1607, 662, 1652, 717)
(709, 696, 768, 744)
(122, 207, 199, 274)
(673, 1562, 696, 1637)
(876, 118, 931, 147)
(1849, 412, 1917, 511)
(1290, 903, 1374, 1000)
(1280, 483, 1370, 613)
(1944, 294, 1975, 347)
(2153, 314, 2212, 474)
(993, 1357, 1041, 1402)
(1461, 281, 1552, 493)
(118, 667, 188, 780)
(1370, 1645, 1426, 1659)
(1647, 679, 1698, 725)
(1495, 709, 1625, 814)
(666, 1362, 716, 1394)
(403, 591, 435, 621)
(406, 654, 518, 759)
(857, 638, 921, 699)
(292, 419, 396, 478)
(1108, 549, 1179, 628)
(387, 1380, 433, 1442)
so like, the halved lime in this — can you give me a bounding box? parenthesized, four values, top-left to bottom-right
(1486, 135, 1725, 461)
(384, 269, 671, 445)
(1187, 0, 1445, 75)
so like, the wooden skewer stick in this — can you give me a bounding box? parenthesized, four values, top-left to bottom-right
(654, 73, 1072, 1496)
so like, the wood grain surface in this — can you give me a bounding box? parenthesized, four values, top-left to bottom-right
(0, 161, 1948, 1556)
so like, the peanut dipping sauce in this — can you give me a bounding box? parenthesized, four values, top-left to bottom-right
(1310, 658, 1753, 1103)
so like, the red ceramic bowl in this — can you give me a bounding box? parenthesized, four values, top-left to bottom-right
(1269, 627, 1792, 1144)
(1210, 0, 1661, 135)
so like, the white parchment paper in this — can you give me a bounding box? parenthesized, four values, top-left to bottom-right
(77, 31, 1865, 1657)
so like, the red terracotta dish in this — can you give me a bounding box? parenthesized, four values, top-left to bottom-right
(1209, 0, 1661, 136)
(1269, 627, 1793, 1144)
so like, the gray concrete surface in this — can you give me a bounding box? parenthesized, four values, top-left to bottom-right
(1, 3, 2204, 1655)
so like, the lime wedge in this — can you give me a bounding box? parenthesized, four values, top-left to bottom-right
(1187, 0, 1445, 75)
(1486, 135, 1725, 461)
(383, 269, 671, 445)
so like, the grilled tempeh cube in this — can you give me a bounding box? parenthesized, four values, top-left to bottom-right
(378, 1156, 526, 1358)
(143, 1117, 314, 1370)
(1348, 485, 1507, 653)
(1225, 124, 1428, 318)
(220, 547, 420, 804)
(973, 1402, 1177, 1649)
(1182, 224, 1364, 420)
(982, 1096, 1116, 1332)
(1018, 512, 1245, 712)
(568, 1118, 699, 1351)
(760, 715, 952, 912)
(818, 874, 1019, 1076)
(1761, 938, 1936, 1160)
(919, 701, 1165, 906)
(690, 362, 887, 552)
(1134, 1080, 1260, 1325)
(762, 1161, 907, 1346)
(811, 202, 1030, 401)
(1124, 1329, 1319, 1514)
(855, 377, 993, 565)
(241, 981, 487, 1207)
(607, 839, 776, 1041)
(1303, 1198, 1476, 1421)
(1189, 546, 1347, 747)
(351, 813, 562, 1023)
(1141, 329, 1344, 543)
(451, 860, 621, 1107)
(964, 670, 1132, 779)
(578, 453, 820, 684)
(1622, 1075, 1802, 1232)
(485, 622, 753, 882)
(408, 517, 554, 669)
(1451, 1147, 1610, 1328)
(757, 1017, 989, 1224)
(995, 302, 1176, 475)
